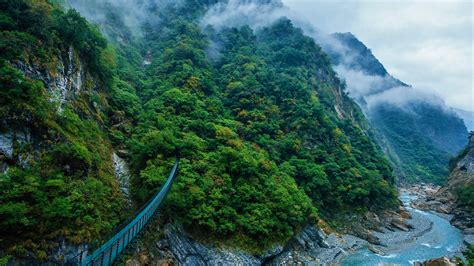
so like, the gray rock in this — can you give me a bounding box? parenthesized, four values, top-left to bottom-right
(0, 129, 33, 169)
(463, 234, 474, 245)
(390, 219, 410, 232)
(368, 245, 384, 256)
(270, 226, 368, 265)
(112, 152, 132, 206)
(16, 46, 87, 112)
(157, 224, 260, 265)
(258, 244, 283, 262)
(0, 131, 14, 159)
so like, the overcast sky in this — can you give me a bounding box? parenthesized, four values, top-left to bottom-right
(282, 0, 473, 111)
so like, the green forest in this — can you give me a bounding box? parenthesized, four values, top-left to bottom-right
(0, 0, 399, 259)
(371, 103, 467, 185)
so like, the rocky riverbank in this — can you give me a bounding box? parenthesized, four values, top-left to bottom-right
(125, 223, 370, 265)
(124, 185, 470, 265)
(407, 183, 474, 247)
(125, 203, 425, 265)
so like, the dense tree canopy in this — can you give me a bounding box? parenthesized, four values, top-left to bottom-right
(0, 0, 123, 258)
(0, 0, 398, 259)
(107, 1, 398, 251)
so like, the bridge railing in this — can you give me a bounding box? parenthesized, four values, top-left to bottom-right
(68, 160, 179, 266)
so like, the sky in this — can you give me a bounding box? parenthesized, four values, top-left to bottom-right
(282, 0, 473, 112)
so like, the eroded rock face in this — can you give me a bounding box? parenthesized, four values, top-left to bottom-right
(112, 152, 132, 206)
(129, 223, 375, 265)
(0, 128, 34, 173)
(438, 132, 474, 199)
(0, 131, 14, 159)
(414, 256, 457, 266)
(2, 46, 94, 176)
(269, 226, 368, 265)
(15, 46, 87, 112)
(155, 224, 260, 265)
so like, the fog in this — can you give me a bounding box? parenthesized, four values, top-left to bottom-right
(68, 0, 468, 118)
(282, 0, 473, 112)
(201, 0, 287, 30)
(199, 0, 455, 116)
(68, 0, 184, 37)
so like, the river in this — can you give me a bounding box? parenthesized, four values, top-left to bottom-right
(341, 192, 463, 265)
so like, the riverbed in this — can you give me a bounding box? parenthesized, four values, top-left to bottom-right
(341, 192, 463, 265)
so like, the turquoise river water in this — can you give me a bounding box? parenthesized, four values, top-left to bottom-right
(341, 193, 463, 265)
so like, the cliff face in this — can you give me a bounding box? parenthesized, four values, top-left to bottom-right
(1, 46, 88, 173)
(439, 132, 474, 198)
(324, 32, 468, 184)
(0, 1, 128, 261)
(437, 132, 474, 233)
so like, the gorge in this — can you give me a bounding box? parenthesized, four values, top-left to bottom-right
(0, 0, 472, 265)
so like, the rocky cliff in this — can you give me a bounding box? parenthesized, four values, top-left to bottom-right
(439, 132, 474, 196)
(0, 1, 128, 262)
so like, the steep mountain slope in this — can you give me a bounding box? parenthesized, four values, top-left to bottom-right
(72, 0, 397, 253)
(1, 0, 399, 262)
(454, 108, 474, 131)
(0, 0, 127, 261)
(438, 132, 474, 228)
(325, 32, 468, 184)
(411, 132, 474, 251)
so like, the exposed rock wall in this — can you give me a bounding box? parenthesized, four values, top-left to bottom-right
(1, 46, 89, 178)
(112, 152, 133, 206)
(0, 128, 34, 174)
(15, 46, 87, 112)
(438, 132, 474, 199)
(0, 44, 120, 263)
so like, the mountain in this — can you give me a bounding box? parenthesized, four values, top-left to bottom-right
(412, 132, 474, 247)
(0, 0, 126, 261)
(324, 32, 469, 184)
(0, 0, 399, 262)
(439, 132, 474, 219)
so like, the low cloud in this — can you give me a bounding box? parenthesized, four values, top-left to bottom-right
(335, 65, 448, 114)
(365, 86, 445, 112)
(282, 0, 473, 111)
(200, 0, 288, 31)
(68, 0, 184, 37)
(334, 65, 391, 99)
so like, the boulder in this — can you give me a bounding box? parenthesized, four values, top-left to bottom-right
(413, 256, 456, 266)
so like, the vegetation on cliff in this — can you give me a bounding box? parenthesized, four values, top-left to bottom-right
(0, 0, 123, 257)
(328, 32, 468, 185)
(105, 1, 397, 251)
(0, 0, 398, 258)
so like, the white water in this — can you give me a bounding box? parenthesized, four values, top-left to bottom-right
(341, 193, 463, 265)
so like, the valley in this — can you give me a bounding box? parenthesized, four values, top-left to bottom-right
(0, 0, 472, 265)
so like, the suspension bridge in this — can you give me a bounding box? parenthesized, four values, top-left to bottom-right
(69, 160, 179, 266)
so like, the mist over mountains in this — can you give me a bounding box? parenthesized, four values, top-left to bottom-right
(1, 0, 472, 263)
(454, 108, 474, 131)
(324, 32, 468, 183)
(68, 0, 469, 184)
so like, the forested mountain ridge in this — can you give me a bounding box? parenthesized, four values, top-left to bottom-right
(1, 0, 398, 262)
(326, 32, 468, 184)
(100, 0, 397, 251)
